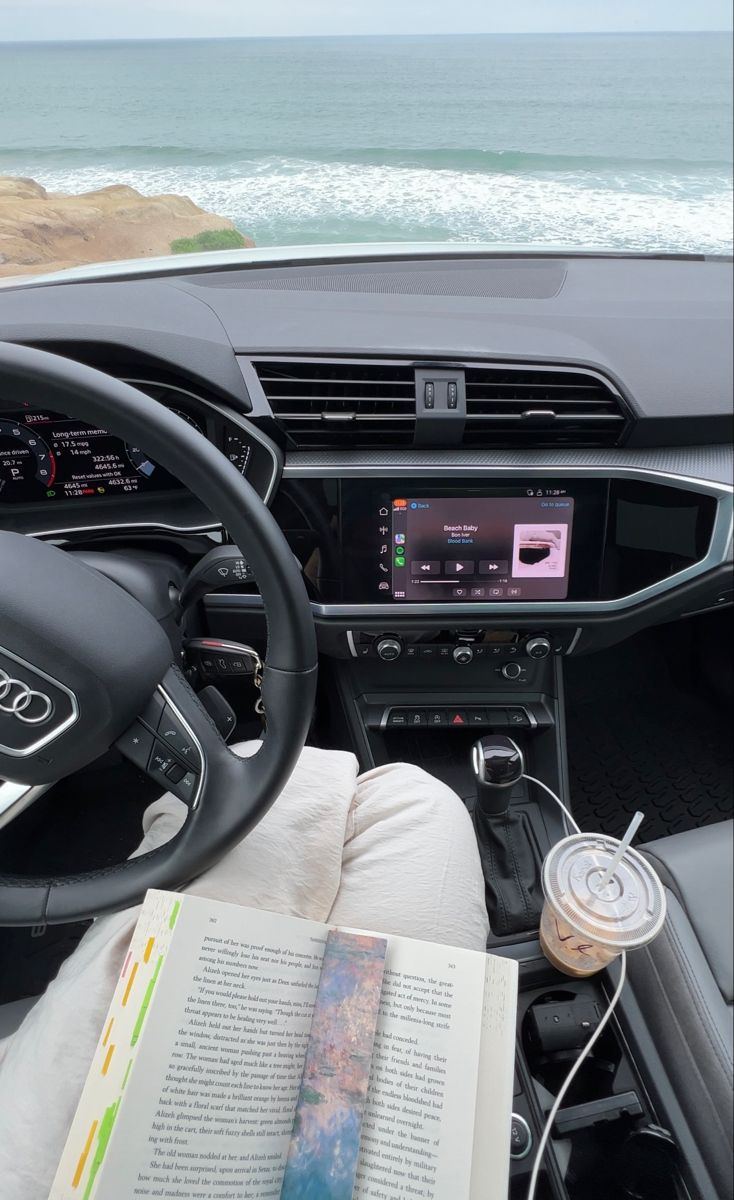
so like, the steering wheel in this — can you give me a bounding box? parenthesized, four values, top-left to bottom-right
(0, 342, 317, 927)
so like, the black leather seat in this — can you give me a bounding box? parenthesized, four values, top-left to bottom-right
(630, 821, 733, 1200)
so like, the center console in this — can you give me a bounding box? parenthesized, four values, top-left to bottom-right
(197, 467, 727, 1200)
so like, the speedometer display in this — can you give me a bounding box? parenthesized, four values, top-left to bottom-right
(0, 407, 182, 504)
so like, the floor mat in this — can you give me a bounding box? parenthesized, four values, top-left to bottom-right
(565, 630, 733, 841)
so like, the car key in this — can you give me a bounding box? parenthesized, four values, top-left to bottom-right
(184, 637, 266, 723)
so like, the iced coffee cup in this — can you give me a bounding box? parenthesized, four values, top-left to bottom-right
(539, 833, 667, 978)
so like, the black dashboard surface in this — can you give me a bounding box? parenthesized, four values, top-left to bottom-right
(0, 254, 732, 438)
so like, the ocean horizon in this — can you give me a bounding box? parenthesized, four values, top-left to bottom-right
(1, 32, 731, 253)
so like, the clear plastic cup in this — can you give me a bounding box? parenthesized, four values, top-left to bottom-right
(539, 833, 667, 978)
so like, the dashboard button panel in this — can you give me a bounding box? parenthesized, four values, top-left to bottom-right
(378, 706, 535, 730)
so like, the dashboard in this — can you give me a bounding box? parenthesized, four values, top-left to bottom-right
(0, 251, 731, 651)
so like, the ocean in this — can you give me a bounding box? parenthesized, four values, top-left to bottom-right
(0, 33, 732, 254)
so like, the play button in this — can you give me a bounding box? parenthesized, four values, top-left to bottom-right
(444, 560, 474, 575)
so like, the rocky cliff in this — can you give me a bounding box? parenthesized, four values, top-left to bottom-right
(0, 176, 253, 279)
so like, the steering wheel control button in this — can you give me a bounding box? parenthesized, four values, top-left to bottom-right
(149, 745, 177, 776)
(176, 770, 199, 800)
(510, 1114, 532, 1160)
(115, 720, 155, 770)
(157, 705, 201, 763)
(165, 762, 187, 785)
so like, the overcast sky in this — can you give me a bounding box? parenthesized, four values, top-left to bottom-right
(1, 0, 732, 41)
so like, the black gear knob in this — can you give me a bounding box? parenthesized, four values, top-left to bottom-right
(472, 735, 525, 816)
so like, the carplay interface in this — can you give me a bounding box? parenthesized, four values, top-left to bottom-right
(386, 494, 575, 601)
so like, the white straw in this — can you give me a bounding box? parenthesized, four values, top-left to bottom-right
(594, 810, 645, 893)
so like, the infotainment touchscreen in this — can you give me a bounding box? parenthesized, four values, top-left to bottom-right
(331, 478, 606, 604)
(387, 494, 575, 601)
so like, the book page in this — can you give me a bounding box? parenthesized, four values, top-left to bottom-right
(52, 893, 330, 1200)
(470, 954, 520, 1200)
(52, 893, 516, 1200)
(350, 930, 488, 1200)
(49, 891, 185, 1200)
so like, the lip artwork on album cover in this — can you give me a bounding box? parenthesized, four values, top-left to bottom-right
(280, 929, 387, 1200)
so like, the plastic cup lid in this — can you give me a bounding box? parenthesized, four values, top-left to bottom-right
(542, 833, 667, 950)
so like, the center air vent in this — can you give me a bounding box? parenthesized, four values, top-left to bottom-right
(253, 359, 416, 449)
(463, 365, 628, 447)
(252, 357, 629, 450)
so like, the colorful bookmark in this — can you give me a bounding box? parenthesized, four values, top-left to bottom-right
(280, 929, 387, 1200)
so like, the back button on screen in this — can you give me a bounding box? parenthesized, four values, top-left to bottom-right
(411, 560, 440, 575)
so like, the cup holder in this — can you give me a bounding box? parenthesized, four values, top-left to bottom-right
(522, 988, 619, 1104)
(517, 981, 680, 1199)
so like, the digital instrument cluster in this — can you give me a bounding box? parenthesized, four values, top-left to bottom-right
(0, 402, 253, 505)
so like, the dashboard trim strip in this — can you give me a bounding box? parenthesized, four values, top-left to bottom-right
(283, 461, 733, 494)
(26, 520, 222, 540)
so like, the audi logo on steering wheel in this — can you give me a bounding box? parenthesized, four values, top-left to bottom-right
(0, 668, 54, 725)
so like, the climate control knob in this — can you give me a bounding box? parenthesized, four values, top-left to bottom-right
(501, 661, 523, 681)
(453, 645, 474, 666)
(376, 637, 402, 662)
(525, 636, 552, 660)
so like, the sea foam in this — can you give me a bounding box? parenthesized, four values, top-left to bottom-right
(22, 157, 734, 254)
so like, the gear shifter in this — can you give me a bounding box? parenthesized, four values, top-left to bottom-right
(471, 734, 543, 936)
(472, 735, 524, 817)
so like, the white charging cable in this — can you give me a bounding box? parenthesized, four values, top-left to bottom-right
(520, 774, 629, 1200)
(522, 773, 581, 835)
(524, 952, 627, 1200)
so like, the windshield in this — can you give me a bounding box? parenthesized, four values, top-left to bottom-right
(0, 14, 732, 280)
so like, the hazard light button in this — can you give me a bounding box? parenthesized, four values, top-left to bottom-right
(448, 710, 468, 726)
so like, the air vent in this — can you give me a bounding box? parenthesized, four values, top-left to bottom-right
(253, 359, 416, 449)
(463, 365, 628, 447)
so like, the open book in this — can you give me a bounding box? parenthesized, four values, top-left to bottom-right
(50, 890, 518, 1200)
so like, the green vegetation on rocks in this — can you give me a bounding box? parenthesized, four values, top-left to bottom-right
(170, 228, 248, 254)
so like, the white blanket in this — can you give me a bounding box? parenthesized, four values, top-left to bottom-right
(0, 746, 488, 1200)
